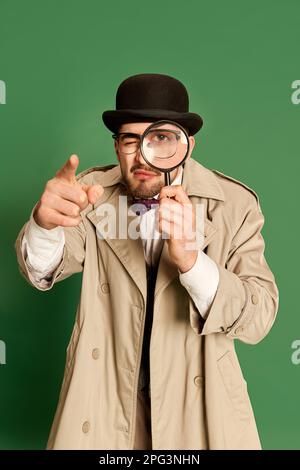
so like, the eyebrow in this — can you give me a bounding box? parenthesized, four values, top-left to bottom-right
(119, 132, 141, 139)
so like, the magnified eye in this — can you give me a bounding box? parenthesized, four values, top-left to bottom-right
(156, 133, 168, 141)
(150, 132, 173, 143)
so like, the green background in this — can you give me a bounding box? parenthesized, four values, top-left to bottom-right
(0, 0, 299, 449)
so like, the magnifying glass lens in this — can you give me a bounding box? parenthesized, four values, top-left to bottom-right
(141, 122, 189, 171)
(144, 130, 178, 159)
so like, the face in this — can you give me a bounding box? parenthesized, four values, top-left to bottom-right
(114, 122, 195, 198)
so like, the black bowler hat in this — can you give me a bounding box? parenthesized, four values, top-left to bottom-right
(102, 73, 203, 136)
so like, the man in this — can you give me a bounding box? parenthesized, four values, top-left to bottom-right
(15, 73, 279, 450)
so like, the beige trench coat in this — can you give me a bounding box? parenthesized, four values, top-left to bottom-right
(15, 158, 279, 450)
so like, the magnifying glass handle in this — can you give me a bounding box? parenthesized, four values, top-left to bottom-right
(164, 172, 171, 186)
(164, 172, 171, 200)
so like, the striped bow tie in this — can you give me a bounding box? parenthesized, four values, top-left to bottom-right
(131, 198, 159, 215)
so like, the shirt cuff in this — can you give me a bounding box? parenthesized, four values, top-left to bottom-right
(22, 211, 65, 277)
(179, 250, 219, 319)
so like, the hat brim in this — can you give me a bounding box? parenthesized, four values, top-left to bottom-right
(102, 109, 203, 136)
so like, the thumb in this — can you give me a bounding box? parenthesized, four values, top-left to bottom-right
(82, 184, 104, 205)
(56, 154, 79, 184)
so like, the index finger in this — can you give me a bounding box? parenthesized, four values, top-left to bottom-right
(159, 185, 190, 205)
(55, 154, 79, 184)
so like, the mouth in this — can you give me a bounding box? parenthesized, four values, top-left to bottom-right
(133, 169, 159, 181)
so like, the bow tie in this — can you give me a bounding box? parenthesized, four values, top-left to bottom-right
(131, 197, 159, 215)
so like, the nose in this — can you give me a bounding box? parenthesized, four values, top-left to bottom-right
(134, 147, 145, 166)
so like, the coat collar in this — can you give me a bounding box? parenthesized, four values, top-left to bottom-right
(181, 158, 225, 201)
(86, 158, 224, 303)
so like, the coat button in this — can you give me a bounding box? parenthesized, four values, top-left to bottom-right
(251, 294, 258, 305)
(101, 282, 110, 294)
(194, 376, 203, 387)
(234, 326, 244, 334)
(82, 421, 90, 433)
(92, 348, 100, 360)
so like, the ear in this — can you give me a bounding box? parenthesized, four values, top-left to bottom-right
(114, 140, 120, 162)
(186, 136, 195, 161)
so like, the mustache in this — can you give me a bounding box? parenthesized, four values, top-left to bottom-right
(130, 164, 161, 175)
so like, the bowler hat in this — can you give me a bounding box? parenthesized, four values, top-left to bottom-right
(102, 73, 203, 136)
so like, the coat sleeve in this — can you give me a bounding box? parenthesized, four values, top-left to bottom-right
(15, 202, 86, 291)
(189, 195, 279, 344)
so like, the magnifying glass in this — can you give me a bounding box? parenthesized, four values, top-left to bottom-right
(140, 120, 190, 186)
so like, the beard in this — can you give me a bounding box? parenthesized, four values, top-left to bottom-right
(124, 176, 165, 198)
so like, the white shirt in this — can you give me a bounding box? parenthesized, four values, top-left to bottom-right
(22, 166, 219, 319)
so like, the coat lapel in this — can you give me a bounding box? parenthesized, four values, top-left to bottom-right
(86, 176, 147, 303)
